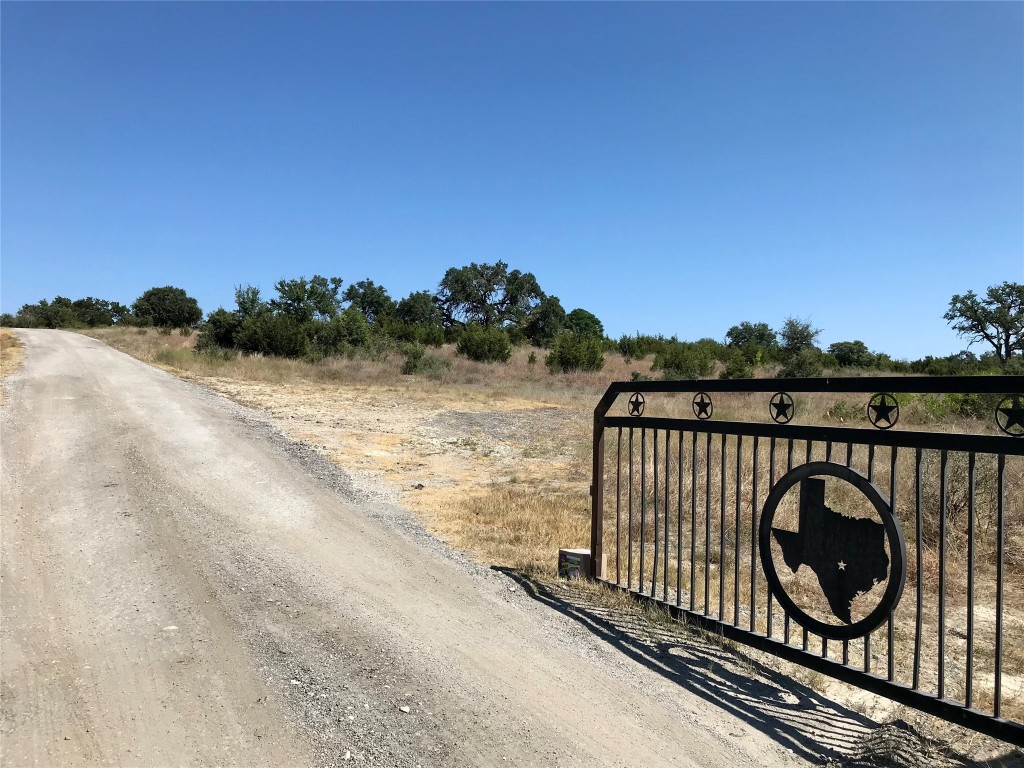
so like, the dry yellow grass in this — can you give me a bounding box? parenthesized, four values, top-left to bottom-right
(0, 329, 25, 404)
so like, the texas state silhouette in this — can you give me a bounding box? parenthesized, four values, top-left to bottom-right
(771, 478, 890, 625)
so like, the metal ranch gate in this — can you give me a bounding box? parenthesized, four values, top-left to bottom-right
(589, 376, 1024, 745)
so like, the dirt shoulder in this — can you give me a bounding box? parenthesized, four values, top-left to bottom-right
(0, 329, 24, 403)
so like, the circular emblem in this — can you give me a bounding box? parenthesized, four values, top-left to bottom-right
(692, 392, 713, 420)
(995, 395, 1024, 437)
(769, 392, 795, 424)
(758, 462, 906, 641)
(627, 392, 645, 417)
(867, 393, 899, 430)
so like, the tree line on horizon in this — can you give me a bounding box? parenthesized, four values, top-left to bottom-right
(2, 265, 1021, 378)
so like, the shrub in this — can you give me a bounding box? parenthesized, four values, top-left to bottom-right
(778, 348, 824, 378)
(158, 326, 173, 336)
(380, 318, 444, 347)
(235, 313, 308, 358)
(719, 350, 754, 379)
(652, 341, 714, 380)
(401, 344, 452, 378)
(456, 325, 512, 363)
(310, 307, 372, 357)
(545, 332, 605, 373)
(826, 399, 863, 423)
(527, 351, 537, 366)
(200, 308, 243, 350)
(618, 333, 671, 360)
(178, 327, 193, 337)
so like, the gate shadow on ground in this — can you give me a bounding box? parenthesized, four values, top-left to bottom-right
(493, 567, 1017, 768)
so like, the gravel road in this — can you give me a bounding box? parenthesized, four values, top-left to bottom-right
(1, 330, 819, 767)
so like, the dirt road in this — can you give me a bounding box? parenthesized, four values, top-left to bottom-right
(1, 330, 838, 767)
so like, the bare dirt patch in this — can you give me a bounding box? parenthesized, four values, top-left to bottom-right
(201, 377, 588, 532)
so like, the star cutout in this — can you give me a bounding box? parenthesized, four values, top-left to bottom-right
(996, 395, 1024, 436)
(838, 561, 846, 571)
(627, 393, 645, 417)
(692, 392, 713, 419)
(868, 393, 899, 429)
(770, 393, 794, 423)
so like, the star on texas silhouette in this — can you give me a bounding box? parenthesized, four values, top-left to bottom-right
(771, 478, 890, 625)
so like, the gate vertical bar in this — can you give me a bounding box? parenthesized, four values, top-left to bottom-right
(704, 433, 712, 616)
(767, 438, 776, 639)
(677, 432, 684, 607)
(615, 428, 622, 585)
(887, 446, 898, 682)
(750, 436, 759, 633)
(664, 430, 671, 602)
(938, 449, 948, 699)
(784, 439, 794, 645)
(640, 429, 647, 593)
(995, 454, 1005, 717)
(690, 432, 698, 612)
(591, 406, 605, 579)
(734, 436, 743, 625)
(628, 429, 634, 591)
(719, 435, 727, 620)
(913, 448, 924, 690)
(652, 430, 659, 597)
(965, 452, 975, 707)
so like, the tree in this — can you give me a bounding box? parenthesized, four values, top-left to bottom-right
(778, 317, 821, 358)
(395, 290, 443, 327)
(725, 321, 779, 364)
(13, 298, 78, 328)
(523, 295, 566, 347)
(435, 261, 544, 329)
(944, 281, 1024, 366)
(270, 275, 343, 323)
(564, 308, 604, 339)
(828, 340, 873, 368)
(726, 321, 777, 350)
(234, 285, 267, 320)
(71, 297, 114, 327)
(133, 286, 202, 328)
(343, 279, 395, 324)
(775, 317, 824, 378)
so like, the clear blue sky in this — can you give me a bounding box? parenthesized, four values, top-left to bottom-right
(2, 2, 1021, 360)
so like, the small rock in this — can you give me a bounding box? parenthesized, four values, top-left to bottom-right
(412, 483, 425, 490)
(399, 706, 411, 713)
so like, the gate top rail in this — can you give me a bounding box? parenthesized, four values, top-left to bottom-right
(594, 375, 1024, 422)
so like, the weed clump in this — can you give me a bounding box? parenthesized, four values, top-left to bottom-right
(401, 344, 451, 378)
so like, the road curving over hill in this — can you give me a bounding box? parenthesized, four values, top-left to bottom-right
(1, 330, 827, 767)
